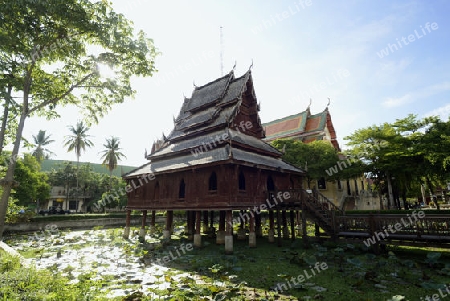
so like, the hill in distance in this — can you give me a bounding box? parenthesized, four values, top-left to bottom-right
(40, 159, 137, 177)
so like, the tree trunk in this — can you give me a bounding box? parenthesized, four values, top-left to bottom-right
(386, 172, 394, 210)
(426, 177, 439, 210)
(0, 105, 28, 239)
(0, 84, 12, 154)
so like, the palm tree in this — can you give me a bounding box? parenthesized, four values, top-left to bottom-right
(32, 130, 55, 162)
(63, 121, 94, 191)
(100, 136, 126, 191)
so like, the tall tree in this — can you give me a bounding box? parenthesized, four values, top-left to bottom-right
(32, 130, 55, 162)
(64, 121, 93, 191)
(0, 0, 157, 238)
(100, 136, 126, 191)
(344, 114, 443, 209)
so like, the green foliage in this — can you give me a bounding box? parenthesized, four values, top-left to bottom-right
(345, 114, 450, 205)
(31, 130, 55, 162)
(45, 161, 127, 211)
(4, 197, 27, 223)
(63, 121, 93, 162)
(0, 253, 106, 301)
(271, 139, 340, 185)
(0, 0, 158, 237)
(100, 136, 126, 177)
(0, 153, 49, 207)
(9, 154, 50, 206)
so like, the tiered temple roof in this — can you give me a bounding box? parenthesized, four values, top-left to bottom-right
(262, 106, 340, 151)
(124, 69, 303, 180)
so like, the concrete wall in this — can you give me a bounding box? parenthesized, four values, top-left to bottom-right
(3, 217, 151, 233)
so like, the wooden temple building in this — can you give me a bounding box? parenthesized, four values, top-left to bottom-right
(123, 69, 305, 253)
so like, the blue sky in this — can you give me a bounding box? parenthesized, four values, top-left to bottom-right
(24, 0, 450, 167)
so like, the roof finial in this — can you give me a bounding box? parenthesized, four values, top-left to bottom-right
(232, 61, 237, 71)
(193, 80, 197, 88)
(326, 97, 331, 108)
(249, 59, 253, 70)
(144, 148, 147, 158)
(307, 98, 312, 110)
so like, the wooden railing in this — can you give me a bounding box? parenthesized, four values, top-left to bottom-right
(337, 213, 450, 242)
(269, 189, 450, 245)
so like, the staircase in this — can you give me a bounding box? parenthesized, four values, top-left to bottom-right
(282, 189, 343, 237)
(303, 190, 343, 236)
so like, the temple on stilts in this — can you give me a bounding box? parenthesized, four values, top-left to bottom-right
(122, 68, 305, 253)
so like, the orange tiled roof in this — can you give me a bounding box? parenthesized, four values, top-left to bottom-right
(263, 107, 340, 151)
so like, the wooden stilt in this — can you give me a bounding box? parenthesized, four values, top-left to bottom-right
(268, 210, 275, 243)
(123, 209, 131, 239)
(194, 211, 202, 247)
(139, 210, 147, 240)
(216, 210, 225, 244)
(225, 210, 233, 254)
(290, 209, 295, 241)
(276, 209, 282, 247)
(249, 213, 256, 248)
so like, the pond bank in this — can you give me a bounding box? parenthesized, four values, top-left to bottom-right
(3, 216, 161, 234)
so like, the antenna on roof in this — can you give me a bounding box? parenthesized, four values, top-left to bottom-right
(220, 26, 224, 76)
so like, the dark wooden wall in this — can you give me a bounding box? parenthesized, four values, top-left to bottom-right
(126, 164, 302, 210)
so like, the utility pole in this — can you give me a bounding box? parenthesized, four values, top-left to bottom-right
(220, 26, 224, 76)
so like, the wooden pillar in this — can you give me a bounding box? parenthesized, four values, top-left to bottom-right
(150, 210, 156, 234)
(225, 210, 233, 254)
(203, 210, 209, 234)
(301, 206, 309, 247)
(290, 209, 295, 241)
(208, 211, 216, 238)
(163, 210, 172, 240)
(282, 210, 289, 239)
(168, 210, 174, 234)
(188, 211, 195, 240)
(185, 211, 191, 235)
(255, 213, 262, 237)
(276, 209, 282, 247)
(249, 213, 256, 248)
(268, 210, 275, 243)
(237, 210, 247, 240)
(123, 209, 131, 238)
(216, 210, 225, 244)
(194, 210, 202, 247)
(139, 210, 147, 240)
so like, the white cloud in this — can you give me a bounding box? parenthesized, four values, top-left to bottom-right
(424, 103, 450, 120)
(382, 93, 412, 108)
(382, 81, 450, 108)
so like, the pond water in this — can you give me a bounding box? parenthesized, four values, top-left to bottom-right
(4, 226, 196, 299)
